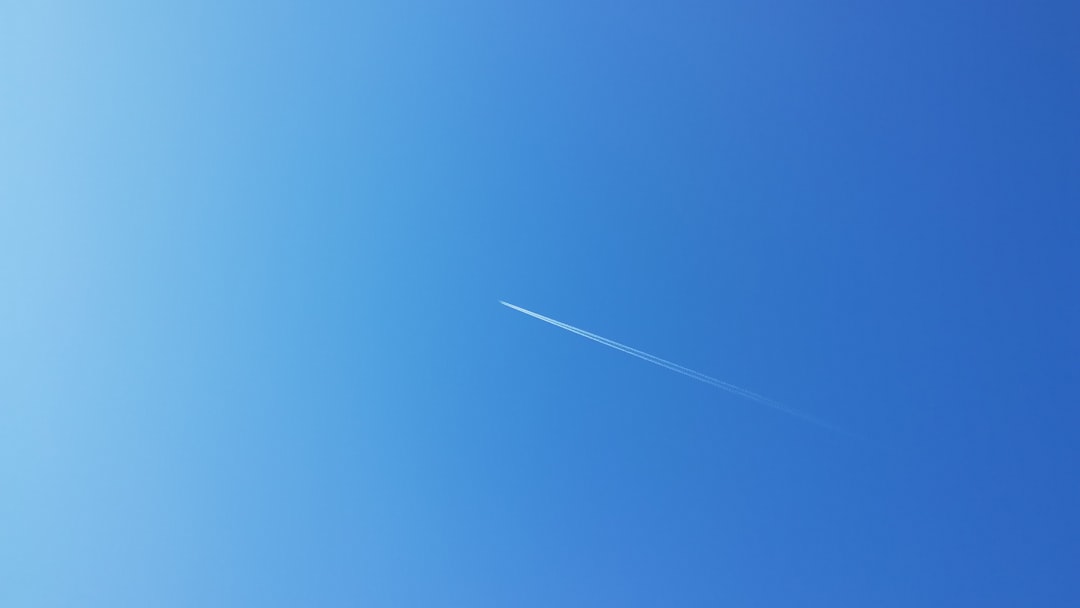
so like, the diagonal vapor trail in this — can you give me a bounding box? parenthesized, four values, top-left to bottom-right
(501, 301, 770, 403)
(500, 300, 846, 434)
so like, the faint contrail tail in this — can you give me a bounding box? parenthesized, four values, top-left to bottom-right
(499, 300, 846, 434)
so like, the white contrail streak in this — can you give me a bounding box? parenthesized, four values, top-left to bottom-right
(500, 300, 845, 433)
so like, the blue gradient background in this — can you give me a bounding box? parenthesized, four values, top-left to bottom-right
(3, 1, 1078, 606)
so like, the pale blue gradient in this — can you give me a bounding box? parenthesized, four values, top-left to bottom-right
(2, 1, 1078, 606)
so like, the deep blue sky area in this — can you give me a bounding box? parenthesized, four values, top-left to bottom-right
(2, 1, 1078, 606)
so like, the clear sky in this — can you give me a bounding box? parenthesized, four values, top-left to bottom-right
(2, 1, 1078, 606)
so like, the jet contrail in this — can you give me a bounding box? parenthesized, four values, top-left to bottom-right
(500, 300, 845, 433)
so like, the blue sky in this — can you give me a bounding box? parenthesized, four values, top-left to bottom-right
(2, 1, 1078, 606)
